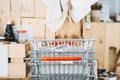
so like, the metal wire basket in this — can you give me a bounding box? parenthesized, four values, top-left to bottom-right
(27, 39, 95, 80)
(29, 39, 95, 51)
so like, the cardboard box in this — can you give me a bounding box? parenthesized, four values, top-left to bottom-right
(8, 43, 30, 57)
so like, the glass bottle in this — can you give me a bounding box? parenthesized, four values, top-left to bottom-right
(4, 21, 15, 41)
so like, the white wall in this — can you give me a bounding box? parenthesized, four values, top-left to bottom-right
(99, 0, 120, 15)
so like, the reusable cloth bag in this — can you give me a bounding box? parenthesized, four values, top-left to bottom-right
(42, 0, 98, 32)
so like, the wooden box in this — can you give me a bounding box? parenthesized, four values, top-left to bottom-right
(0, 61, 29, 79)
(8, 61, 29, 78)
(10, 57, 25, 63)
(8, 43, 30, 58)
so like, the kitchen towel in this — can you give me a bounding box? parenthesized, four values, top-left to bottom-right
(71, 0, 98, 23)
(42, 0, 69, 32)
(0, 45, 8, 77)
(42, 0, 98, 32)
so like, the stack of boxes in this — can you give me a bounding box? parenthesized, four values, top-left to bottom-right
(0, 43, 30, 79)
(8, 43, 30, 78)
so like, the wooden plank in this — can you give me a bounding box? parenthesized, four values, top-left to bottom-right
(10, 57, 24, 63)
(9, 63, 26, 78)
(83, 23, 92, 38)
(0, 78, 23, 80)
(45, 26, 55, 39)
(56, 19, 81, 39)
(35, 0, 46, 18)
(83, 22, 105, 69)
(104, 23, 120, 71)
(0, 17, 21, 36)
(0, 17, 21, 25)
(94, 60, 98, 79)
(0, 78, 28, 80)
(0, 61, 29, 79)
(0, 0, 10, 16)
(117, 51, 120, 65)
(83, 22, 120, 70)
(9, 43, 30, 57)
(91, 23, 105, 69)
(22, 18, 45, 39)
(8, 61, 29, 78)
(11, 0, 34, 17)
(0, 20, 3, 36)
(116, 66, 120, 79)
(108, 47, 117, 72)
(105, 23, 120, 50)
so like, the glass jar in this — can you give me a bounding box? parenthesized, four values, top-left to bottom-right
(17, 30, 27, 43)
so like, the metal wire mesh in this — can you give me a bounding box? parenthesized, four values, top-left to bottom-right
(27, 39, 95, 80)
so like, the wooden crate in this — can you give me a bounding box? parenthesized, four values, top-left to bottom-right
(8, 61, 29, 78)
(8, 43, 30, 58)
(8, 63, 26, 78)
(83, 22, 120, 70)
(104, 23, 120, 71)
(0, 43, 30, 79)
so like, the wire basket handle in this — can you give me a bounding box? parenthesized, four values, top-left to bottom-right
(40, 57, 82, 61)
